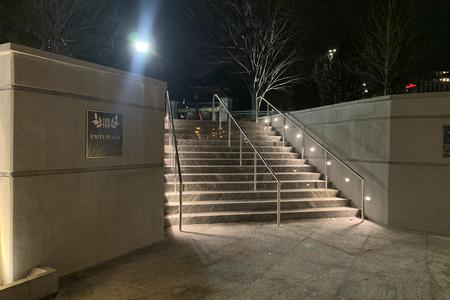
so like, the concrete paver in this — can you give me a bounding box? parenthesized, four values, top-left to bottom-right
(57, 218, 450, 299)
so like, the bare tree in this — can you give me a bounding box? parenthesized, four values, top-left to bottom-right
(355, 0, 417, 95)
(313, 51, 362, 105)
(189, 0, 303, 112)
(2, 0, 120, 60)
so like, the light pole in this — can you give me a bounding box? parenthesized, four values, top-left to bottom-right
(362, 83, 369, 98)
(328, 48, 337, 60)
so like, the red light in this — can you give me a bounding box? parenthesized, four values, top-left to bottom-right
(406, 83, 417, 89)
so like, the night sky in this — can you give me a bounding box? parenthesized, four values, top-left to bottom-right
(1, 0, 449, 109)
(152, 0, 450, 109)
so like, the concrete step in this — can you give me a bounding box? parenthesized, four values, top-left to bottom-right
(165, 152, 299, 159)
(165, 198, 351, 214)
(164, 188, 339, 202)
(164, 145, 295, 153)
(165, 139, 288, 147)
(164, 119, 358, 226)
(165, 180, 327, 191)
(165, 207, 360, 225)
(172, 120, 264, 129)
(167, 128, 278, 136)
(164, 158, 306, 166)
(164, 172, 322, 182)
(165, 165, 316, 173)
(165, 133, 282, 141)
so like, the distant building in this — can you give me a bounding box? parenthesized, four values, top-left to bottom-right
(404, 70, 450, 93)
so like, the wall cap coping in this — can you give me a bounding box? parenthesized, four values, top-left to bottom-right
(0, 42, 167, 88)
(290, 92, 450, 115)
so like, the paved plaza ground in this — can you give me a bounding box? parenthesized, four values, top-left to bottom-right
(57, 218, 450, 299)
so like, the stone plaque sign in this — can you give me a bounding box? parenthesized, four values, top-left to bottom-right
(444, 126, 450, 158)
(86, 110, 123, 158)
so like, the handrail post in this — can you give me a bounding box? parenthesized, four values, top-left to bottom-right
(301, 131, 305, 159)
(212, 96, 216, 121)
(324, 151, 328, 190)
(178, 182, 183, 231)
(255, 98, 259, 123)
(174, 145, 177, 192)
(282, 117, 286, 147)
(228, 114, 231, 147)
(277, 181, 281, 227)
(254, 151, 257, 191)
(266, 103, 269, 126)
(219, 98, 222, 130)
(240, 132, 243, 167)
(361, 180, 365, 221)
(167, 108, 177, 193)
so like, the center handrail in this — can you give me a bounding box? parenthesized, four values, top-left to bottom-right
(213, 94, 282, 226)
(259, 97, 366, 220)
(166, 91, 183, 231)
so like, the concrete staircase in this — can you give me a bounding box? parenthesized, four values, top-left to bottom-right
(164, 120, 359, 226)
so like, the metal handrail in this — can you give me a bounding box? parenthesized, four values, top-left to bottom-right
(213, 95, 282, 226)
(259, 97, 366, 220)
(166, 91, 183, 231)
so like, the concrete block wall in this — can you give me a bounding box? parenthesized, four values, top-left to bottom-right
(0, 43, 166, 284)
(279, 93, 450, 234)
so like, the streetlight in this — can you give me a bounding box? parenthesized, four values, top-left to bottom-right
(362, 83, 369, 97)
(129, 31, 153, 55)
(328, 49, 337, 60)
(134, 41, 151, 54)
(127, 33, 155, 80)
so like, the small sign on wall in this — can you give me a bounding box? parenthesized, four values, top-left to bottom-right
(86, 110, 123, 158)
(444, 126, 450, 158)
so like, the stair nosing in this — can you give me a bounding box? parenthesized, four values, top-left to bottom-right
(165, 197, 349, 206)
(164, 172, 319, 176)
(165, 188, 338, 195)
(166, 207, 359, 218)
(165, 180, 326, 184)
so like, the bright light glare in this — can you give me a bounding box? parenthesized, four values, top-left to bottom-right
(326, 161, 332, 166)
(134, 41, 150, 53)
(296, 134, 302, 139)
(365, 196, 372, 201)
(310, 147, 315, 152)
(284, 125, 289, 129)
(345, 177, 350, 182)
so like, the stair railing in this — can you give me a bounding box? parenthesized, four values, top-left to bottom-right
(212, 95, 283, 226)
(259, 97, 366, 221)
(165, 91, 184, 231)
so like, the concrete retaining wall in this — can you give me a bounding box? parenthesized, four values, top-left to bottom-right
(0, 43, 166, 284)
(278, 93, 450, 234)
